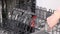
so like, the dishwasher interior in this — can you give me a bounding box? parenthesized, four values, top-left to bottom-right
(0, 0, 60, 34)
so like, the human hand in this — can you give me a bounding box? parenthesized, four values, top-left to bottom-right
(47, 9, 60, 29)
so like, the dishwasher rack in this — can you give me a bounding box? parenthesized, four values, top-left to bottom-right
(1, 0, 60, 34)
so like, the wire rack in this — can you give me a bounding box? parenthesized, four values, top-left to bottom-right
(1, 0, 60, 34)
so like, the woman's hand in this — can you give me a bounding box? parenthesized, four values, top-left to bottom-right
(47, 9, 60, 29)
